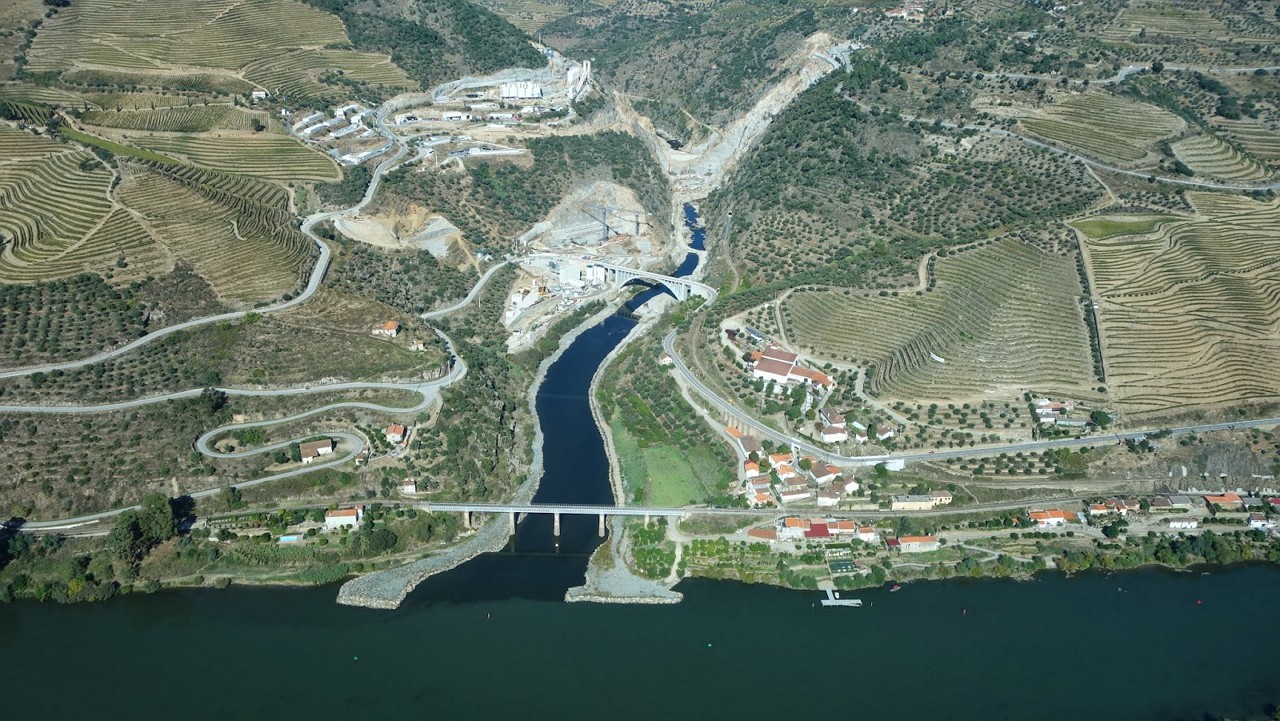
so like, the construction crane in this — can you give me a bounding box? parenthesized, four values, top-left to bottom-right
(585, 203, 648, 241)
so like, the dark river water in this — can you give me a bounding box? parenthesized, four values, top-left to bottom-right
(3, 204, 1278, 719)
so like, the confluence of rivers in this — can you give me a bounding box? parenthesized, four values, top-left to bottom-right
(3, 206, 1279, 720)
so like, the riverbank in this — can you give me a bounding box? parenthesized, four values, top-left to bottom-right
(565, 516, 683, 604)
(335, 295, 636, 609)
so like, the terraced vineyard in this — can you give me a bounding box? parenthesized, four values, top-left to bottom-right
(1211, 118, 1280, 166)
(81, 106, 273, 134)
(781, 239, 1096, 403)
(26, 0, 412, 100)
(1100, 0, 1231, 44)
(115, 161, 314, 302)
(1020, 92, 1185, 166)
(0, 135, 116, 278)
(130, 133, 339, 181)
(1170, 133, 1275, 183)
(241, 49, 413, 101)
(1078, 193, 1280, 416)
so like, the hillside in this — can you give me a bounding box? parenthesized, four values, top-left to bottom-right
(304, 0, 547, 90)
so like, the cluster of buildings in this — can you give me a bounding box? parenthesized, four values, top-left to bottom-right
(285, 101, 393, 167)
(812, 408, 891, 444)
(749, 517, 880, 543)
(730, 436, 859, 507)
(1033, 398, 1088, 428)
(1086, 493, 1279, 532)
(747, 346, 836, 392)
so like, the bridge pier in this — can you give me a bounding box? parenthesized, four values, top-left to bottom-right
(463, 510, 471, 529)
(644, 513, 650, 528)
(509, 511, 516, 535)
(598, 513, 606, 537)
(553, 512, 561, 537)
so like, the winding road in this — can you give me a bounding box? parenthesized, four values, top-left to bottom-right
(5, 96, 488, 529)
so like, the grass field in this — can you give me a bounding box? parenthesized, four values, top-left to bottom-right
(1071, 214, 1182, 240)
(1081, 193, 1280, 415)
(130, 133, 339, 181)
(1171, 133, 1274, 183)
(781, 238, 1097, 403)
(1020, 92, 1184, 165)
(611, 417, 713, 507)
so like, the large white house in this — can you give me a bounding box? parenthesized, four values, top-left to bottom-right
(324, 505, 364, 530)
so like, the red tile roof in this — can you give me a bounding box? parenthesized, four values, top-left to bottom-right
(761, 346, 799, 364)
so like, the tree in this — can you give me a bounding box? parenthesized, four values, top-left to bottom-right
(106, 511, 145, 565)
(139, 493, 176, 547)
(1151, 60, 1164, 73)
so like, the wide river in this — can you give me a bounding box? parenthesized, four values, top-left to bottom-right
(4, 207, 1279, 720)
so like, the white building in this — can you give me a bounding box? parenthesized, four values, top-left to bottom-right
(500, 81, 543, 100)
(324, 505, 364, 530)
(821, 426, 849, 443)
(300, 438, 335, 464)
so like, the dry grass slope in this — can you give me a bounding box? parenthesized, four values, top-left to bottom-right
(1079, 193, 1280, 416)
(782, 239, 1096, 403)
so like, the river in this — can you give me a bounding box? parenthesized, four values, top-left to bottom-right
(4, 206, 1279, 719)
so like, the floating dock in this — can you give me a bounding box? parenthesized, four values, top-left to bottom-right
(820, 589, 863, 607)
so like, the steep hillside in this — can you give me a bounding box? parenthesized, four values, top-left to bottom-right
(305, 0, 547, 90)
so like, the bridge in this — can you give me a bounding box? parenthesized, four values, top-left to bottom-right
(590, 262, 717, 303)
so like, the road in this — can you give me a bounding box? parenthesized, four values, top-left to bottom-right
(661, 330, 1280, 467)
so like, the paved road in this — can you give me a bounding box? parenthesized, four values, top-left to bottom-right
(661, 330, 1280, 467)
(421, 260, 511, 319)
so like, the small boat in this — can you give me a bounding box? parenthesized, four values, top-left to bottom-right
(889, 584, 902, 592)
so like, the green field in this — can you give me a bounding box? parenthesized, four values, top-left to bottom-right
(1070, 214, 1182, 240)
(611, 416, 714, 507)
(782, 238, 1097, 403)
(1082, 193, 1280, 415)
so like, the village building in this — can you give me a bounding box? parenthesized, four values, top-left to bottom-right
(811, 464, 841, 485)
(400, 478, 418, 494)
(876, 429, 896, 442)
(324, 505, 364, 530)
(779, 517, 810, 541)
(410, 339, 427, 351)
(1029, 509, 1073, 528)
(1166, 495, 1196, 509)
(1248, 513, 1274, 530)
(250, 89, 268, 101)
(830, 520, 858, 536)
(372, 320, 401, 338)
(778, 486, 812, 504)
(775, 463, 798, 480)
(856, 526, 880, 544)
(384, 424, 407, 444)
(836, 476, 860, 494)
(820, 409, 845, 428)
(1205, 493, 1244, 511)
(816, 489, 840, 508)
(890, 494, 936, 512)
(820, 425, 848, 443)
(658, 351, 673, 366)
(929, 490, 953, 506)
(747, 527, 778, 543)
(888, 535, 940, 553)
(300, 438, 335, 464)
(743, 460, 762, 477)
(1241, 497, 1265, 511)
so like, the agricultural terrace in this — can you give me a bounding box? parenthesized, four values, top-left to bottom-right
(1019, 92, 1184, 166)
(1212, 118, 1280, 166)
(1096, 0, 1278, 65)
(25, 0, 411, 100)
(1076, 193, 1280, 416)
(129, 134, 339, 182)
(703, 70, 1101, 288)
(113, 162, 315, 303)
(81, 106, 275, 134)
(780, 238, 1097, 404)
(0, 128, 126, 281)
(1100, 0, 1231, 45)
(1170, 133, 1275, 184)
